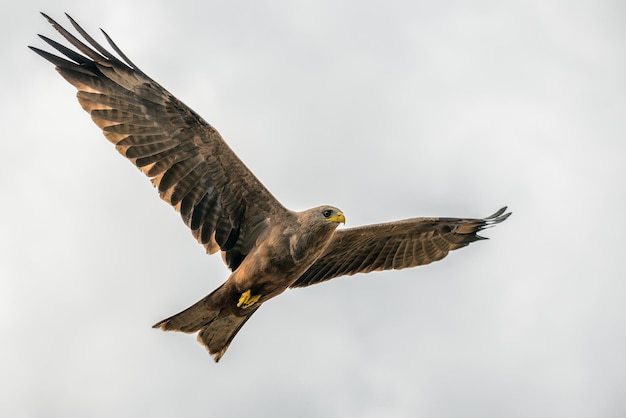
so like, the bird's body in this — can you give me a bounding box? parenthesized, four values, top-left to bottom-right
(31, 13, 510, 362)
(156, 206, 344, 360)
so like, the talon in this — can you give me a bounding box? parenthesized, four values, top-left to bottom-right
(237, 290, 261, 309)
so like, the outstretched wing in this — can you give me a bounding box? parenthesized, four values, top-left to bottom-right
(30, 13, 287, 270)
(290, 207, 510, 287)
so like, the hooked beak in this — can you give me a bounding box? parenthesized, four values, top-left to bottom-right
(328, 211, 346, 224)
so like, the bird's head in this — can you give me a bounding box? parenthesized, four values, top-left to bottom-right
(298, 205, 346, 229)
(320, 206, 345, 225)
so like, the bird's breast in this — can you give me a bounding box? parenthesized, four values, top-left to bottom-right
(230, 227, 334, 295)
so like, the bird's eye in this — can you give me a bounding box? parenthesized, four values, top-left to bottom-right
(322, 209, 332, 218)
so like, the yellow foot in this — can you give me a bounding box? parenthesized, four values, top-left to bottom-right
(237, 290, 261, 309)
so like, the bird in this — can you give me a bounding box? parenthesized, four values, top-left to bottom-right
(30, 13, 511, 362)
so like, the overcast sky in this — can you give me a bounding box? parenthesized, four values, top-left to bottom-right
(2, 0, 625, 417)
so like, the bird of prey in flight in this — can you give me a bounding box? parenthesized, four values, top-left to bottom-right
(30, 13, 510, 362)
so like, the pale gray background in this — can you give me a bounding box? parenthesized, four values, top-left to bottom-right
(2, 0, 625, 417)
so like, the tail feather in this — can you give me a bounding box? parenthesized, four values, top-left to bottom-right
(197, 307, 259, 362)
(153, 301, 220, 333)
(153, 285, 259, 362)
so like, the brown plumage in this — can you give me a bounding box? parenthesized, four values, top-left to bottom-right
(30, 13, 511, 362)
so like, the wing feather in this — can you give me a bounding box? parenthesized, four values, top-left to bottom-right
(168, 164, 208, 205)
(31, 13, 286, 269)
(291, 207, 511, 288)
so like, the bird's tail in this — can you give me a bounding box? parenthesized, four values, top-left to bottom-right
(153, 284, 259, 362)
